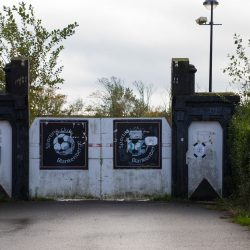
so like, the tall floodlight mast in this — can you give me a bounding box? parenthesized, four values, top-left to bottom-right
(196, 0, 221, 92)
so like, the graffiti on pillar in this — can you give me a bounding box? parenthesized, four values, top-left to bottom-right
(113, 120, 161, 169)
(40, 120, 88, 169)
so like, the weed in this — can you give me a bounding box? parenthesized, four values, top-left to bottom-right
(0, 194, 54, 202)
(205, 198, 228, 211)
(172, 197, 191, 203)
(150, 194, 172, 202)
(150, 194, 193, 203)
(232, 211, 250, 230)
(0, 194, 13, 202)
(206, 198, 250, 230)
(205, 205, 218, 210)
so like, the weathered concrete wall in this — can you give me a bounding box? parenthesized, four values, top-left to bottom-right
(0, 121, 12, 197)
(29, 117, 171, 199)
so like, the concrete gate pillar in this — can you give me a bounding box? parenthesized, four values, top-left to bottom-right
(0, 58, 30, 200)
(171, 58, 240, 200)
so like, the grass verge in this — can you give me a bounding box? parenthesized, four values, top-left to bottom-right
(232, 211, 250, 230)
(206, 198, 250, 230)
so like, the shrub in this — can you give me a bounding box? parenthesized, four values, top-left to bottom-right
(228, 102, 250, 206)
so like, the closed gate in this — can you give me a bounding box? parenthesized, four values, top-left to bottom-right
(0, 121, 12, 197)
(186, 121, 223, 199)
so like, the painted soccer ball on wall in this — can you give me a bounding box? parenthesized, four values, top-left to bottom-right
(126, 130, 158, 156)
(53, 132, 75, 155)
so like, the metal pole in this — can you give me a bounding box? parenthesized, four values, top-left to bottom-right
(209, 2, 213, 92)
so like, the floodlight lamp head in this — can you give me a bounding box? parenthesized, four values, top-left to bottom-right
(195, 17, 207, 25)
(203, 0, 219, 10)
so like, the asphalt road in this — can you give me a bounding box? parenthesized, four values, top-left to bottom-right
(0, 200, 249, 250)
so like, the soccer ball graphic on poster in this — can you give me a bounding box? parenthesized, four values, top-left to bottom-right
(126, 129, 158, 157)
(53, 132, 75, 155)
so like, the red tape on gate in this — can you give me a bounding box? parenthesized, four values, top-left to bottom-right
(88, 143, 171, 147)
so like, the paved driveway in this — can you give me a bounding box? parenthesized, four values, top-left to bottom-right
(0, 201, 249, 250)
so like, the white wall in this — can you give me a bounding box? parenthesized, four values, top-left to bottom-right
(0, 121, 12, 197)
(29, 118, 171, 199)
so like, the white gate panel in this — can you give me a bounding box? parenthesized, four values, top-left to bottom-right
(186, 121, 223, 198)
(0, 121, 12, 197)
(29, 118, 171, 199)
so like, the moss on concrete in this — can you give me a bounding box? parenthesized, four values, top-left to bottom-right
(172, 58, 189, 61)
(192, 92, 238, 97)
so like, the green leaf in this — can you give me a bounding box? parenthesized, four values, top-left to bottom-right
(0, 2, 78, 123)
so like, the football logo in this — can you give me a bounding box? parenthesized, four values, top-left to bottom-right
(126, 130, 158, 156)
(53, 132, 75, 155)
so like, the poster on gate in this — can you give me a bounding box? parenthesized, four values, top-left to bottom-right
(113, 120, 162, 169)
(40, 120, 88, 169)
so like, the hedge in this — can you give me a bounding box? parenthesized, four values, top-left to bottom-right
(228, 103, 250, 205)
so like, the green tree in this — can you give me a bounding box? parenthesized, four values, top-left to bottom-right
(223, 34, 250, 101)
(224, 34, 250, 205)
(0, 2, 78, 121)
(31, 88, 84, 119)
(31, 86, 68, 118)
(144, 105, 171, 125)
(85, 76, 172, 123)
(86, 77, 159, 117)
(67, 97, 85, 116)
(132, 81, 156, 116)
(86, 77, 137, 117)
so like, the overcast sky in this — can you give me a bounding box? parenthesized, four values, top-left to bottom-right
(5, 0, 250, 107)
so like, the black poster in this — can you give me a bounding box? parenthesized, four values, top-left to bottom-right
(40, 120, 88, 169)
(114, 120, 161, 169)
